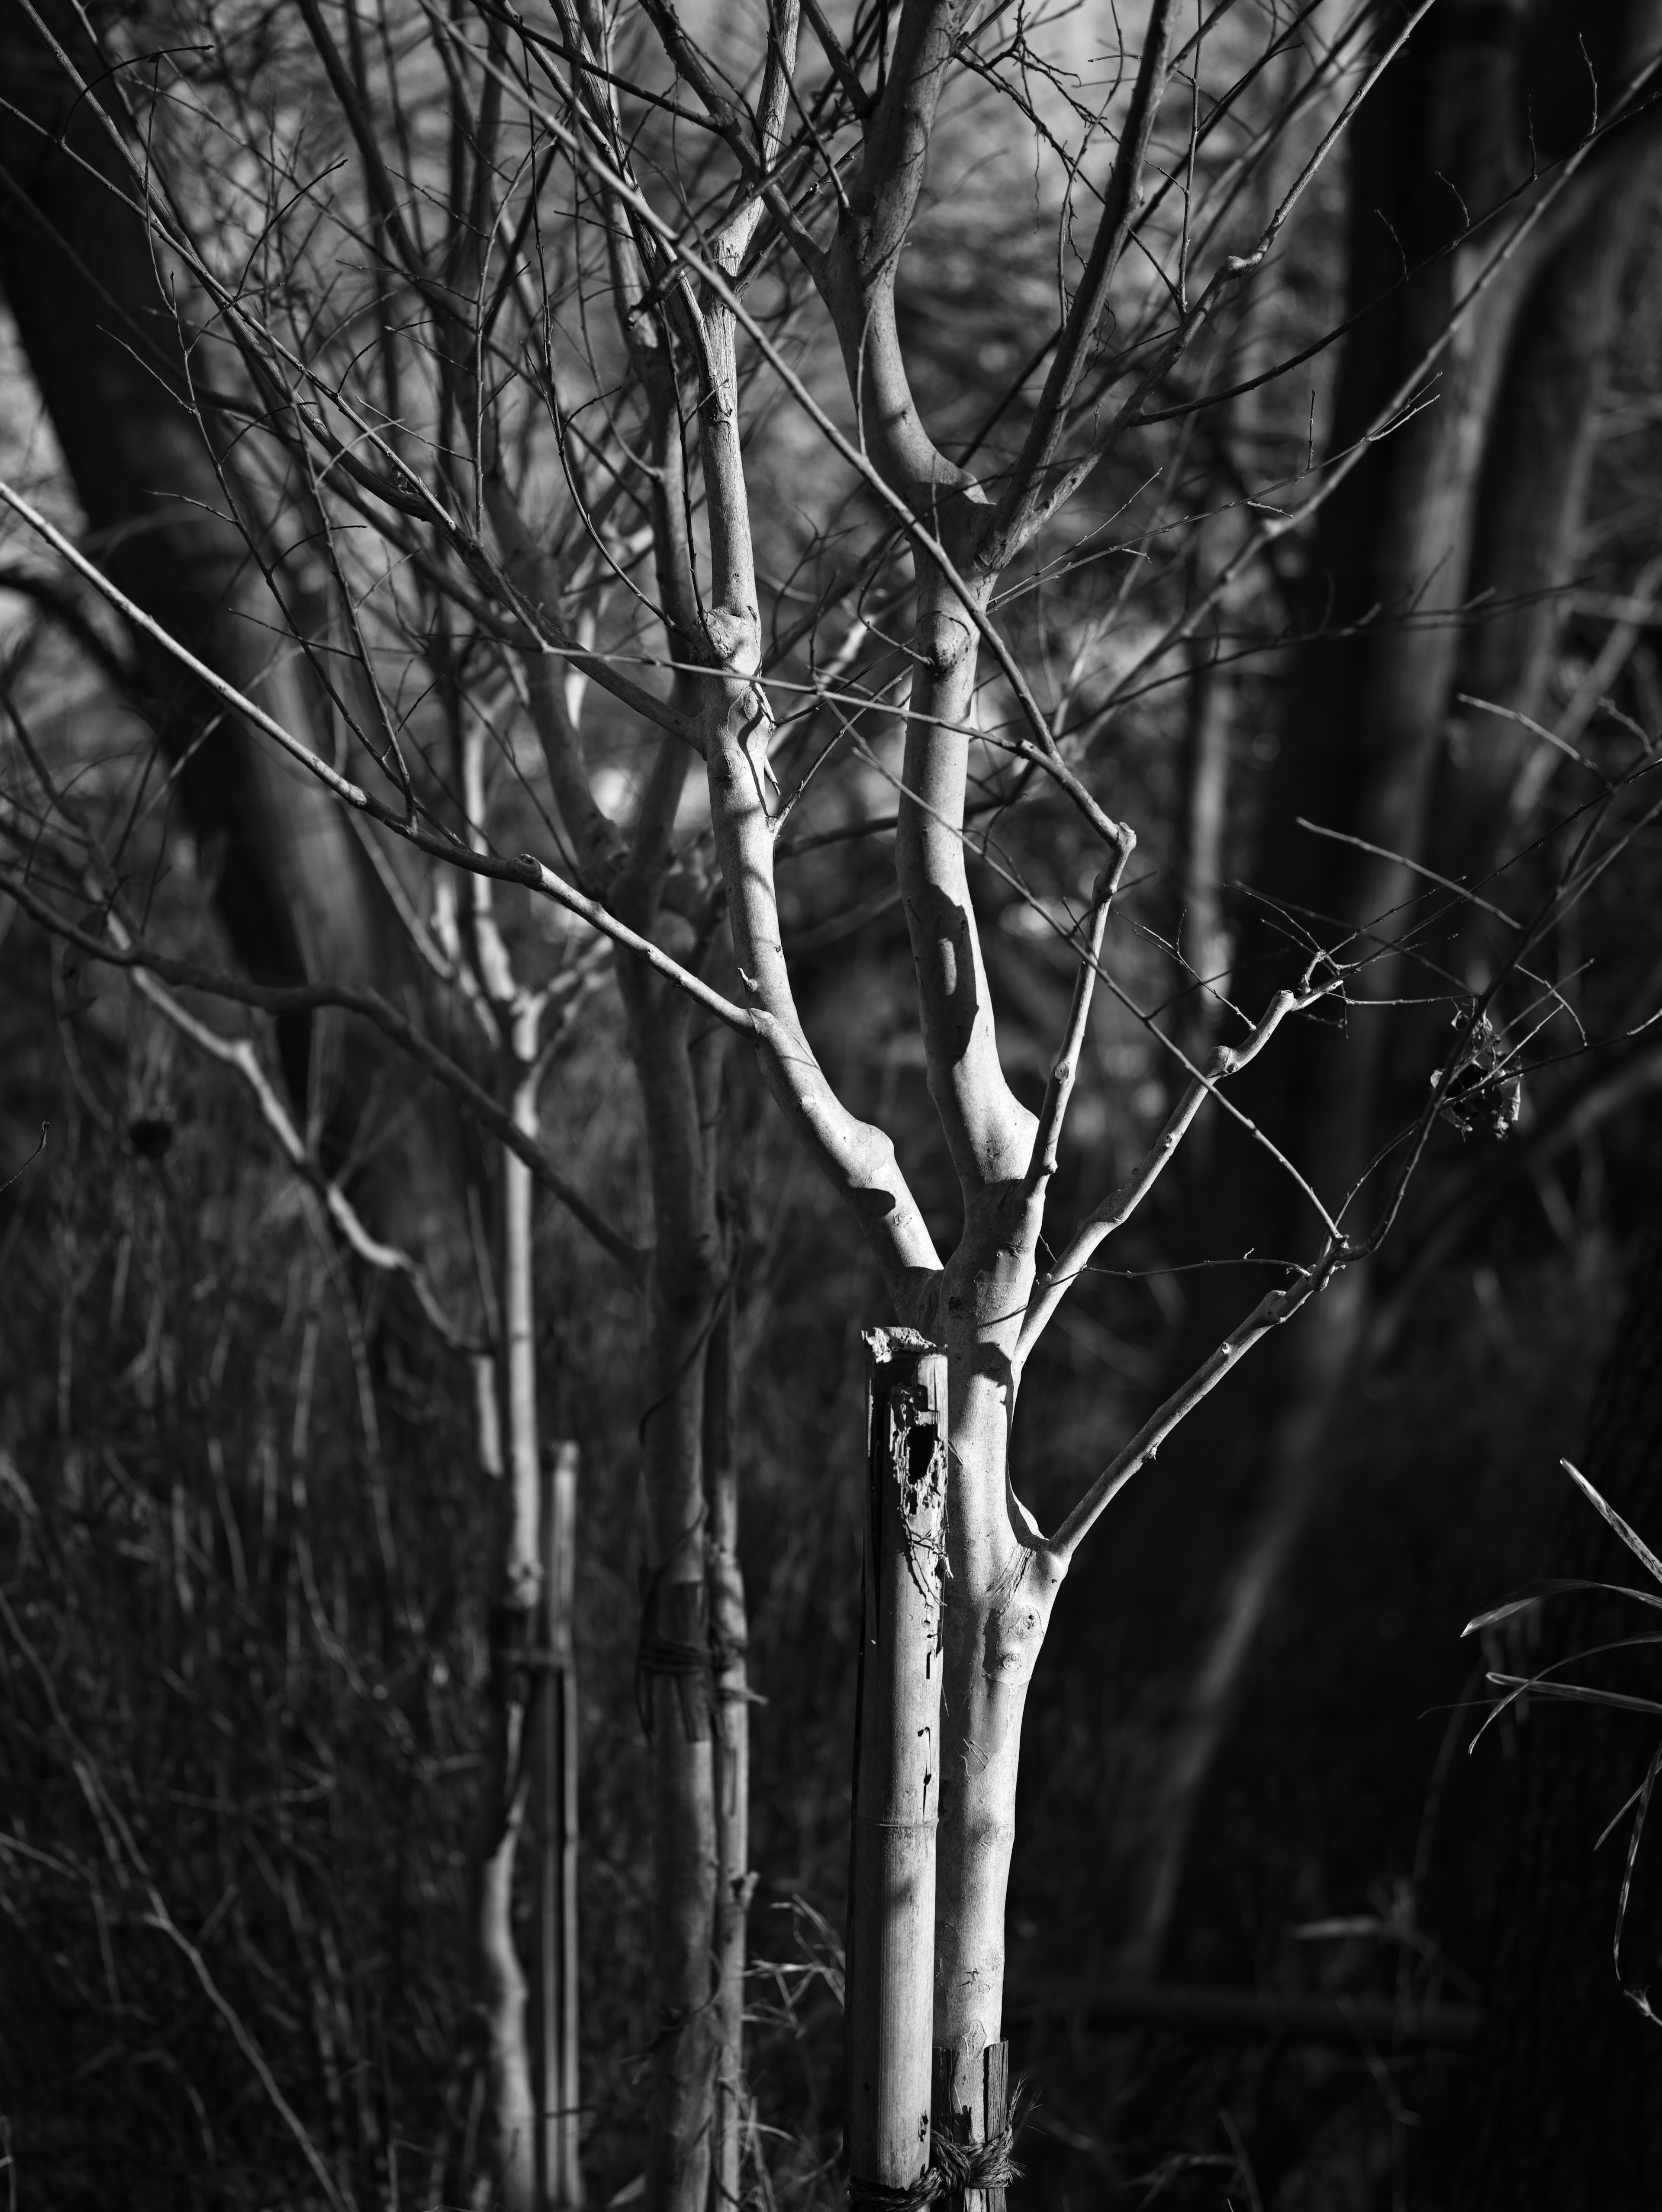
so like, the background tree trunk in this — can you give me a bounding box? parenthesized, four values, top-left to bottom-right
(0, 0, 464, 1270)
(1086, 0, 1656, 1984)
(620, 964, 724, 2212)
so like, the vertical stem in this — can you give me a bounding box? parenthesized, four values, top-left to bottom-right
(1179, 622, 1232, 1070)
(846, 1329, 947, 2202)
(538, 1440, 583, 2208)
(705, 1284, 754, 2211)
(473, 1591, 535, 2212)
(621, 977, 721, 2212)
(470, 1002, 544, 2212)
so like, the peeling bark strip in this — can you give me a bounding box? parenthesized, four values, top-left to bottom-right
(847, 1332, 949, 2205)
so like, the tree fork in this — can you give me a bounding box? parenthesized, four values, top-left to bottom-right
(846, 1330, 947, 2207)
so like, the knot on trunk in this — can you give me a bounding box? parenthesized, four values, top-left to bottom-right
(915, 608, 975, 682)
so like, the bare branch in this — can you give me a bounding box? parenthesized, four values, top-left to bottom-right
(978, 0, 1180, 573)
(1021, 863, 1124, 1200)
(799, 0, 871, 120)
(113, 922, 483, 1349)
(0, 475, 751, 1044)
(1018, 964, 1341, 1364)
(1046, 1251, 1346, 1563)
(0, 864, 647, 1280)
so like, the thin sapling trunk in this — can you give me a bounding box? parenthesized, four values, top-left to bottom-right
(705, 1280, 754, 2211)
(470, 1000, 547, 2212)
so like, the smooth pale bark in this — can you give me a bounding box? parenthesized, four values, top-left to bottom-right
(705, 1287, 754, 2212)
(784, 2, 1173, 2096)
(891, 576, 1063, 2075)
(538, 1441, 583, 2210)
(847, 1332, 949, 2199)
(469, 1002, 547, 2212)
(931, 1206, 1066, 2070)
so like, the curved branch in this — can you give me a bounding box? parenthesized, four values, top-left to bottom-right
(895, 571, 1037, 1186)
(116, 931, 485, 1349)
(0, 865, 647, 1281)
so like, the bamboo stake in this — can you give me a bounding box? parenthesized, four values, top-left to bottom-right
(537, 1440, 583, 2208)
(846, 1330, 948, 2205)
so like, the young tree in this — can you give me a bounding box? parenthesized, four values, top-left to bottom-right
(4, 3, 1659, 2208)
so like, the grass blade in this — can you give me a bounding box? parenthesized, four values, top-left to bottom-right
(1562, 1459, 1662, 1590)
(1463, 1578, 1662, 1637)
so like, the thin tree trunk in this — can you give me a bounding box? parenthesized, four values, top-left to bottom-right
(846, 1330, 948, 2205)
(638, 1315, 718, 2212)
(470, 1004, 547, 2212)
(705, 1280, 754, 2212)
(618, 965, 723, 2212)
(538, 1440, 583, 2210)
(931, 1331, 1066, 2068)
(473, 1667, 538, 2212)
